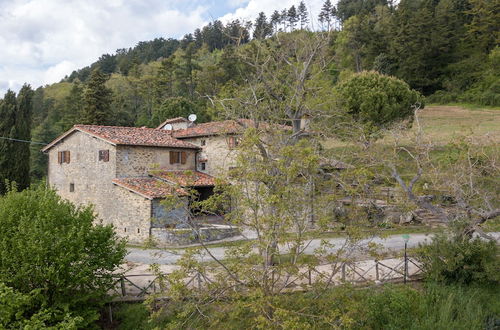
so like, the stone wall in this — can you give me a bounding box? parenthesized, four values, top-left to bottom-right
(151, 224, 240, 246)
(110, 184, 152, 243)
(180, 135, 238, 177)
(47, 131, 153, 243)
(116, 145, 197, 177)
(47, 131, 118, 226)
(151, 198, 189, 228)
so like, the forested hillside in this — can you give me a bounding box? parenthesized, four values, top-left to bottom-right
(13, 0, 500, 180)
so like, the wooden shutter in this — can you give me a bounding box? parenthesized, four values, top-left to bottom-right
(99, 150, 109, 162)
(169, 151, 175, 164)
(181, 151, 187, 164)
(58, 151, 63, 164)
(65, 151, 70, 163)
(228, 136, 235, 149)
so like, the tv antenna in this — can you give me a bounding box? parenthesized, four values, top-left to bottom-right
(188, 114, 197, 122)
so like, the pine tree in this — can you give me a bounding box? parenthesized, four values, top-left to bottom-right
(287, 6, 299, 31)
(253, 12, 272, 39)
(280, 9, 288, 31)
(60, 82, 83, 130)
(81, 69, 113, 125)
(270, 10, 281, 33)
(0, 90, 18, 194)
(298, 1, 309, 30)
(319, 0, 333, 30)
(13, 84, 33, 191)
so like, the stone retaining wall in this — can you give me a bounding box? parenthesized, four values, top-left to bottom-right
(151, 224, 240, 246)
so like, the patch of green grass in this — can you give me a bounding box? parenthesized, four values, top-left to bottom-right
(112, 283, 500, 329)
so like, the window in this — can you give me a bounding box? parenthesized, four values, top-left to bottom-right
(124, 228, 127, 232)
(137, 228, 140, 233)
(201, 139, 206, 146)
(227, 136, 239, 149)
(200, 162, 206, 171)
(99, 149, 109, 162)
(69, 183, 75, 192)
(169, 151, 187, 164)
(57, 151, 70, 164)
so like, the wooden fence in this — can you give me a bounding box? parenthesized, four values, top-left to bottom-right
(109, 256, 423, 302)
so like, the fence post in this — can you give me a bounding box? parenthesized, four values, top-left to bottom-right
(404, 242, 408, 284)
(375, 260, 379, 281)
(120, 277, 126, 297)
(308, 269, 312, 285)
(341, 263, 346, 282)
(197, 272, 202, 290)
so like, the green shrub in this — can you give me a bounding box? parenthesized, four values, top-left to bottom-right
(115, 303, 151, 330)
(0, 185, 127, 328)
(364, 284, 500, 330)
(416, 233, 499, 285)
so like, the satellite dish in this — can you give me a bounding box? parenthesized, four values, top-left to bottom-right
(164, 124, 173, 130)
(188, 114, 197, 122)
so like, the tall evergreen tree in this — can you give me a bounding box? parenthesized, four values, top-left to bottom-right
(270, 10, 281, 33)
(253, 12, 272, 39)
(81, 69, 113, 125)
(319, 0, 333, 30)
(0, 90, 18, 194)
(287, 6, 299, 31)
(298, 1, 309, 30)
(60, 82, 83, 130)
(13, 84, 33, 191)
(280, 9, 288, 31)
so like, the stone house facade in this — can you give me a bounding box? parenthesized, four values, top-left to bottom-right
(43, 124, 216, 243)
(43, 118, 325, 244)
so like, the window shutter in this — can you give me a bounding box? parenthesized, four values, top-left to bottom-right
(169, 151, 175, 164)
(181, 151, 187, 164)
(228, 136, 235, 149)
(104, 150, 109, 162)
(65, 151, 70, 163)
(58, 151, 62, 164)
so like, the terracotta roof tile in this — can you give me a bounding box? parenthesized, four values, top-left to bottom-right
(172, 119, 292, 138)
(150, 170, 217, 187)
(75, 125, 199, 149)
(112, 177, 188, 199)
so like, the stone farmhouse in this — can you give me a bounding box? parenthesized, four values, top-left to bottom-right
(42, 119, 249, 244)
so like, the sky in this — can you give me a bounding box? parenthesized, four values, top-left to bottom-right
(0, 0, 328, 95)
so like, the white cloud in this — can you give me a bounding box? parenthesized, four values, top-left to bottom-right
(0, 0, 209, 94)
(0, 0, 339, 96)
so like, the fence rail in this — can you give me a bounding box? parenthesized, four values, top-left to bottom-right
(109, 256, 423, 301)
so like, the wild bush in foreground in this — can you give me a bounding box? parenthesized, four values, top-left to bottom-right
(0, 184, 127, 328)
(114, 284, 499, 329)
(416, 230, 499, 285)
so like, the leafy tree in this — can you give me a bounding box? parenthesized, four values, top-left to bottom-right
(0, 282, 82, 328)
(466, 0, 500, 52)
(0, 90, 18, 194)
(81, 68, 113, 125)
(150, 96, 207, 127)
(333, 71, 422, 140)
(0, 185, 126, 328)
(336, 0, 388, 22)
(98, 53, 117, 74)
